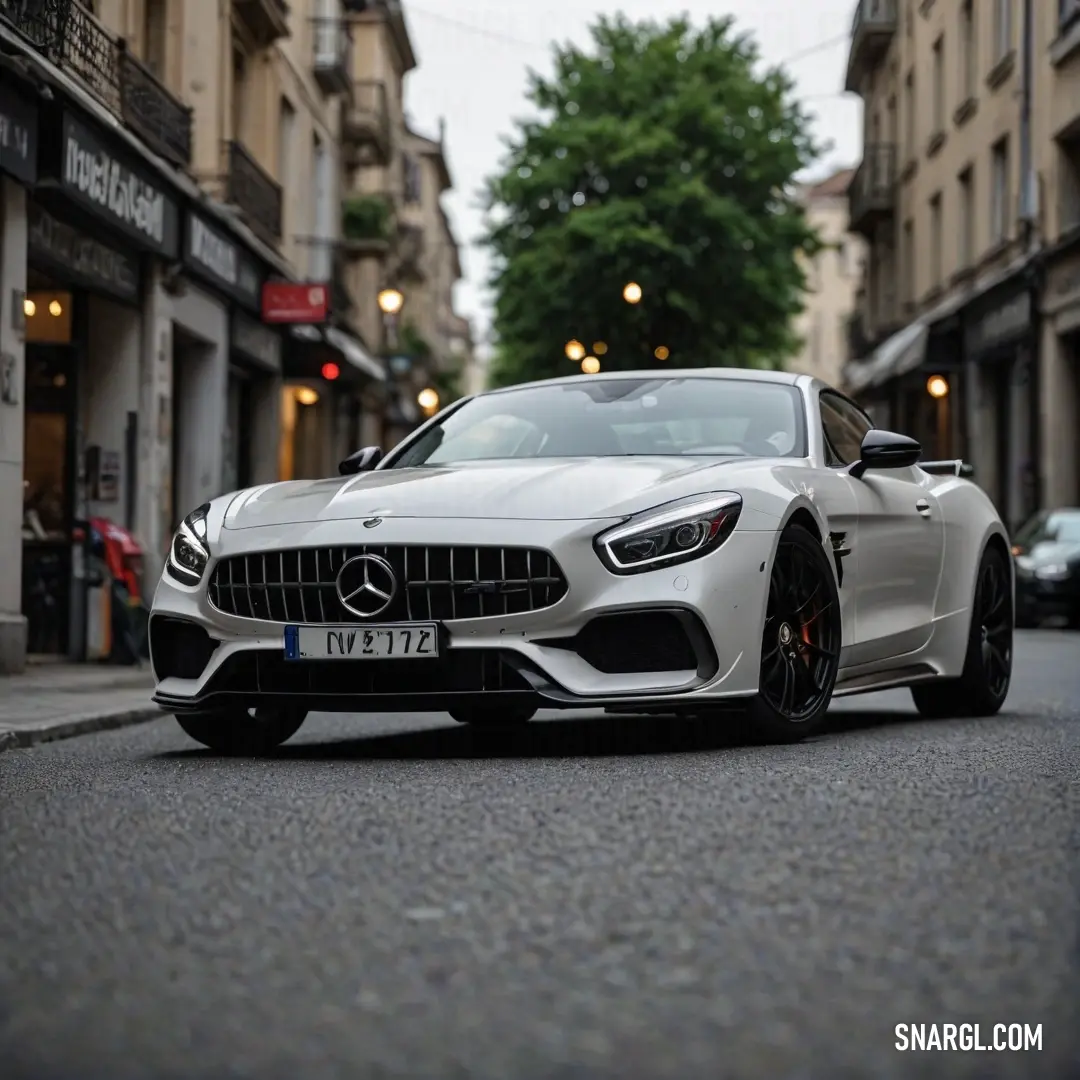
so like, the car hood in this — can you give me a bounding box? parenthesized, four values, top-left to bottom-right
(222, 457, 774, 529)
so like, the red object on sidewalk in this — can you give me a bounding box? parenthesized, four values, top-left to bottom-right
(89, 518, 145, 603)
(261, 282, 329, 323)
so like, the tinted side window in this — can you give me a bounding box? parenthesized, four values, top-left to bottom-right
(820, 393, 872, 466)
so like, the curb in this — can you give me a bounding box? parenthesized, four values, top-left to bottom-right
(0, 706, 164, 754)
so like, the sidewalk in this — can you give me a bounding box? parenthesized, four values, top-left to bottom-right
(0, 661, 162, 754)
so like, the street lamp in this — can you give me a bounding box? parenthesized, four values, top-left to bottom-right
(927, 375, 950, 458)
(377, 288, 404, 316)
(581, 356, 600, 374)
(622, 282, 642, 304)
(417, 387, 440, 416)
(565, 339, 585, 361)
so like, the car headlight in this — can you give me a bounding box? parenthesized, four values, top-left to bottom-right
(594, 492, 742, 574)
(1034, 564, 1070, 581)
(166, 503, 211, 586)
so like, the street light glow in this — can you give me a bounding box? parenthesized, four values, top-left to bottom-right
(417, 387, 440, 413)
(592, 341, 608, 355)
(653, 345, 669, 360)
(927, 375, 949, 399)
(622, 282, 642, 304)
(581, 356, 600, 374)
(378, 288, 405, 315)
(565, 339, 586, 361)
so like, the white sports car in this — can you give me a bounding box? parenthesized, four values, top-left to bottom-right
(150, 368, 1014, 754)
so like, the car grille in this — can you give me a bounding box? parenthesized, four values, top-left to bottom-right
(207, 545, 569, 623)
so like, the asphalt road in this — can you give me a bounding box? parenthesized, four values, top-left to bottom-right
(2, 629, 1078, 1080)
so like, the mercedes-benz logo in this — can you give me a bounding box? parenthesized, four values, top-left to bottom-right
(335, 554, 397, 618)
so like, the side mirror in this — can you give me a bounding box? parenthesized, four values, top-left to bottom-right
(849, 429, 921, 479)
(338, 446, 383, 475)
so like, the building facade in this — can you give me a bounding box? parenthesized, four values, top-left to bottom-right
(1034, 3, 1080, 511)
(841, 0, 1061, 532)
(789, 168, 865, 388)
(0, 0, 469, 672)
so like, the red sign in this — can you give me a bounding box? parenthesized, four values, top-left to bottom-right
(261, 282, 329, 324)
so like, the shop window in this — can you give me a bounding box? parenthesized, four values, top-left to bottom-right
(23, 291, 73, 344)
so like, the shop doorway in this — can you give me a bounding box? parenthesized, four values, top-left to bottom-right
(22, 288, 79, 657)
(223, 367, 255, 494)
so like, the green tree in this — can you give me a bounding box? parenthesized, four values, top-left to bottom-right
(482, 13, 822, 387)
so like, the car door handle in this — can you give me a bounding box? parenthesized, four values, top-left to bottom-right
(916, 499, 932, 518)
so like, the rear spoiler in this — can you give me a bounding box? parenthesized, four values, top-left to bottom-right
(920, 459, 974, 478)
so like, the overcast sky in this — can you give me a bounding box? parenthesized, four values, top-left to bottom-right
(401, 0, 862, 347)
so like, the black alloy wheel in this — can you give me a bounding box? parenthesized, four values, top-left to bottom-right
(911, 543, 1013, 718)
(174, 707, 308, 755)
(749, 523, 842, 743)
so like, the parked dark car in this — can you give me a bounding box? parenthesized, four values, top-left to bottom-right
(1012, 508, 1080, 629)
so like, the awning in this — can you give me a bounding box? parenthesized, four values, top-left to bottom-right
(843, 254, 1035, 395)
(288, 325, 384, 381)
(843, 319, 928, 394)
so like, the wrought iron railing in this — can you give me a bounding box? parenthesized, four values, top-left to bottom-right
(849, 143, 897, 225)
(118, 47, 193, 167)
(0, 0, 192, 166)
(348, 79, 390, 146)
(227, 139, 283, 242)
(312, 17, 351, 77)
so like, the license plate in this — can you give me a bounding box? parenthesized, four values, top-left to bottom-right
(284, 623, 439, 660)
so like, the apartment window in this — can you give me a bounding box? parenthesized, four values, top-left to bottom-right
(929, 193, 943, 288)
(278, 98, 296, 188)
(994, 0, 1012, 61)
(931, 36, 945, 135)
(960, 0, 976, 99)
(904, 69, 916, 165)
(902, 218, 915, 305)
(231, 46, 248, 141)
(1060, 138, 1080, 234)
(142, 0, 167, 79)
(404, 154, 422, 204)
(310, 135, 332, 281)
(958, 167, 975, 267)
(991, 137, 1010, 243)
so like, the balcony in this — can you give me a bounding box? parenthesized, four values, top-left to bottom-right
(342, 193, 393, 257)
(1, 0, 192, 166)
(844, 0, 898, 93)
(849, 144, 897, 237)
(394, 223, 426, 281)
(344, 80, 391, 166)
(233, 0, 290, 48)
(227, 140, 283, 244)
(312, 18, 352, 96)
(118, 48, 193, 168)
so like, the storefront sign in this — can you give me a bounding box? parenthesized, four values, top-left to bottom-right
(0, 85, 37, 185)
(231, 311, 282, 373)
(183, 210, 264, 311)
(262, 282, 329, 324)
(963, 283, 1032, 359)
(52, 111, 179, 256)
(27, 201, 140, 304)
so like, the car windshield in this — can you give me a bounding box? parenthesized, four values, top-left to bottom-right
(1013, 510, 1080, 547)
(387, 377, 806, 467)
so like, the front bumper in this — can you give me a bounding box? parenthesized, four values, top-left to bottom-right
(150, 514, 780, 714)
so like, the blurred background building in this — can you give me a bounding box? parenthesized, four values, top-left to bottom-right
(788, 168, 864, 388)
(0, 0, 476, 671)
(841, 0, 1080, 533)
